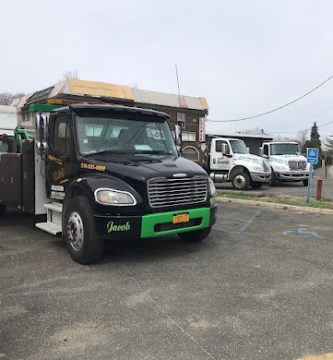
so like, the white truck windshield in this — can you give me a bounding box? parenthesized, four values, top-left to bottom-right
(270, 143, 300, 155)
(230, 139, 248, 154)
(75, 115, 178, 157)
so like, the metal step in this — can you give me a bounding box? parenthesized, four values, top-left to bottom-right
(35, 202, 63, 235)
(36, 222, 62, 235)
(44, 202, 63, 213)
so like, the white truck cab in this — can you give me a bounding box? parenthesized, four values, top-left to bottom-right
(208, 137, 271, 190)
(260, 141, 309, 186)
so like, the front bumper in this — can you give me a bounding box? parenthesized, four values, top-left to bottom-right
(275, 171, 309, 182)
(94, 205, 217, 239)
(251, 172, 271, 183)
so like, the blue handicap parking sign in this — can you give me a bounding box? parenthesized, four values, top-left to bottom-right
(306, 148, 319, 164)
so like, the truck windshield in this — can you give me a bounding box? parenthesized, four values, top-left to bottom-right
(270, 143, 300, 155)
(229, 139, 248, 154)
(75, 114, 178, 157)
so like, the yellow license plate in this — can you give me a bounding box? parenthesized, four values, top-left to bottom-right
(172, 213, 190, 224)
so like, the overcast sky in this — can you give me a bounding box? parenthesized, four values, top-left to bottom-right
(1, 0, 333, 139)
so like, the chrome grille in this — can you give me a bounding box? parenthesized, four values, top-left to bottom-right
(288, 160, 307, 170)
(147, 176, 208, 208)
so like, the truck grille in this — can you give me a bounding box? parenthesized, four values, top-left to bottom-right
(147, 176, 208, 208)
(288, 160, 307, 170)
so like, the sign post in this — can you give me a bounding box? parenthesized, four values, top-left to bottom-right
(306, 148, 319, 205)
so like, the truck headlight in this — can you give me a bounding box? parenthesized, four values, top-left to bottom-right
(95, 188, 137, 206)
(252, 166, 264, 172)
(208, 178, 217, 197)
(274, 165, 288, 172)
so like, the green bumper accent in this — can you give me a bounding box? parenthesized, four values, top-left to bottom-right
(141, 207, 210, 238)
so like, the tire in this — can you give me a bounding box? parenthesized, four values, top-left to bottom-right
(63, 196, 104, 264)
(250, 181, 263, 190)
(303, 179, 309, 186)
(179, 227, 211, 243)
(231, 169, 250, 190)
(0, 204, 6, 216)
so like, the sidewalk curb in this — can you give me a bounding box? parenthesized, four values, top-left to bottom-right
(217, 196, 333, 215)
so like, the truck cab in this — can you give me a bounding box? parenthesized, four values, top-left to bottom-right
(260, 141, 309, 185)
(207, 137, 271, 190)
(2, 104, 217, 264)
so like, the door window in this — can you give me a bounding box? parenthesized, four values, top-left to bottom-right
(51, 116, 71, 155)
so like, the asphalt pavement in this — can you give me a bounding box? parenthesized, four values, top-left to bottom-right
(217, 166, 333, 200)
(1, 203, 333, 360)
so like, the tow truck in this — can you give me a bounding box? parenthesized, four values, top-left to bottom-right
(0, 103, 217, 263)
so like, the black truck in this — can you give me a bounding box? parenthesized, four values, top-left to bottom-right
(0, 104, 217, 263)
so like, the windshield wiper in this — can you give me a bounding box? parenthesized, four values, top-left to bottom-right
(83, 150, 135, 157)
(133, 150, 176, 155)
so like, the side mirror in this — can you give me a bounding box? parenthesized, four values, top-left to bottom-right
(222, 143, 230, 155)
(260, 147, 269, 158)
(174, 124, 181, 147)
(35, 113, 48, 156)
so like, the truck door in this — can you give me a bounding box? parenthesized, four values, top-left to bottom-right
(210, 139, 231, 171)
(46, 113, 74, 200)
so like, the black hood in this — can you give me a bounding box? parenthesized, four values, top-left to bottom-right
(80, 154, 207, 183)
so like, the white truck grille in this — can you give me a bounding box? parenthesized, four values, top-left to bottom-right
(147, 176, 208, 208)
(288, 160, 307, 170)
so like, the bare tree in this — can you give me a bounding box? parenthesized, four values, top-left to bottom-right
(324, 136, 333, 155)
(0, 92, 25, 105)
(61, 70, 79, 81)
(273, 135, 298, 142)
(296, 129, 308, 150)
(237, 127, 267, 135)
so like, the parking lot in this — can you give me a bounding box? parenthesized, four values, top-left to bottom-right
(217, 167, 333, 200)
(1, 203, 333, 360)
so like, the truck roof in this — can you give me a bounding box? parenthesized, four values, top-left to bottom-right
(53, 104, 170, 119)
(264, 141, 299, 145)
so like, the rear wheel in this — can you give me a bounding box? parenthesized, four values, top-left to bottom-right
(63, 196, 104, 264)
(231, 169, 250, 190)
(0, 204, 6, 216)
(250, 181, 263, 189)
(179, 227, 211, 243)
(303, 179, 309, 186)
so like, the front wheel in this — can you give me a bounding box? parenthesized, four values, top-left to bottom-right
(231, 170, 250, 190)
(303, 179, 309, 186)
(63, 196, 104, 264)
(179, 227, 211, 243)
(250, 181, 263, 189)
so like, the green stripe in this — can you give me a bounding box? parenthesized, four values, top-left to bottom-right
(29, 104, 62, 112)
(141, 207, 210, 238)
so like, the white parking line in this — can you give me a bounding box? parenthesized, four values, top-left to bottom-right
(214, 208, 263, 235)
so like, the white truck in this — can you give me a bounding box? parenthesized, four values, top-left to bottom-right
(260, 141, 309, 186)
(205, 136, 271, 190)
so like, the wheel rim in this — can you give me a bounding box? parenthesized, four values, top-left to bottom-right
(234, 174, 246, 189)
(67, 211, 84, 251)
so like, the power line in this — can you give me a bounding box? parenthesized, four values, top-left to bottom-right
(207, 75, 333, 123)
(269, 119, 333, 134)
